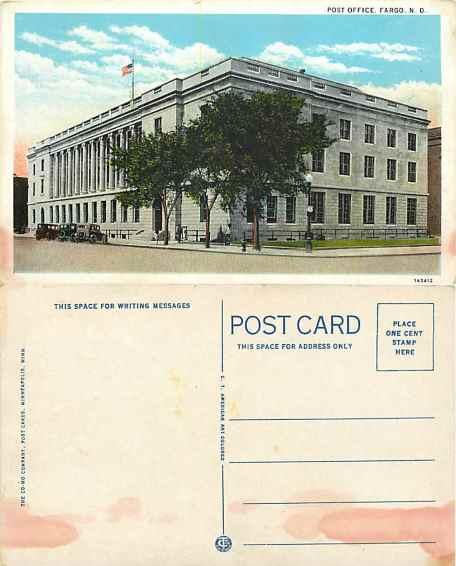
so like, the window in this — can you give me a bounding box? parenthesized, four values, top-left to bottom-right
(365, 124, 375, 144)
(76, 203, 81, 223)
(32, 209, 36, 224)
(285, 196, 296, 224)
(340, 119, 351, 140)
(92, 202, 98, 223)
(199, 195, 208, 222)
(40, 208, 45, 223)
(387, 159, 397, 181)
(312, 112, 325, 124)
(69, 204, 73, 223)
(101, 200, 106, 222)
(387, 128, 397, 148)
(50, 206, 53, 223)
(408, 133, 417, 151)
(310, 192, 325, 224)
(338, 193, 351, 224)
(247, 63, 260, 72)
(339, 152, 351, 176)
(134, 123, 142, 138)
(153, 86, 162, 94)
(110, 199, 117, 223)
(62, 205, 66, 223)
(408, 161, 417, 183)
(408, 106, 417, 113)
(133, 206, 140, 222)
(340, 88, 351, 96)
(40, 179, 44, 194)
(154, 117, 162, 134)
(312, 81, 326, 90)
(286, 73, 298, 82)
(386, 196, 397, 224)
(83, 203, 88, 223)
(33, 163, 36, 175)
(41, 159, 44, 172)
(55, 206, 60, 223)
(266, 195, 277, 223)
(364, 156, 375, 178)
(268, 68, 279, 77)
(363, 195, 375, 224)
(32, 182, 36, 196)
(312, 149, 325, 173)
(200, 69, 209, 77)
(121, 205, 128, 222)
(407, 198, 417, 225)
(366, 95, 376, 102)
(388, 101, 398, 108)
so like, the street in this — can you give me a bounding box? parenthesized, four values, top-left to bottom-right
(14, 237, 440, 274)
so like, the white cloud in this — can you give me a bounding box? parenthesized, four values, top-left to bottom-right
(317, 42, 421, 62)
(258, 41, 370, 74)
(110, 25, 170, 49)
(142, 42, 224, 71)
(68, 25, 128, 51)
(360, 81, 441, 126)
(21, 31, 94, 55)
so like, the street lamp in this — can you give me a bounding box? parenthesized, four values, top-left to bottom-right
(303, 173, 313, 253)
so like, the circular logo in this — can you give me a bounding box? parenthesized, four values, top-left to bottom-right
(215, 535, 232, 552)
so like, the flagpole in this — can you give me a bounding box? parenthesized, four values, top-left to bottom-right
(131, 56, 135, 103)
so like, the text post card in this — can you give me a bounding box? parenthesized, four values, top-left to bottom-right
(1, 284, 453, 566)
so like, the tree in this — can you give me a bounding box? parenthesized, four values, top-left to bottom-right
(111, 127, 196, 245)
(195, 90, 335, 250)
(184, 118, 239, 248)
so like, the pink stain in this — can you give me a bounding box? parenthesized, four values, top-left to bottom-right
(319, 502, 454, 559)
(106, 497, 142, 522)
(444, 231, 456, 256)
(14, 141, 28, 177)
(0, 499, 78, 549)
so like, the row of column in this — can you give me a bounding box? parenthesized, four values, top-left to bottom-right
(49, 125, 140, 199)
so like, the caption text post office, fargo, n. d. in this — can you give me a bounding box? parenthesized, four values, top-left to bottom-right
(27, 56, 429, 242)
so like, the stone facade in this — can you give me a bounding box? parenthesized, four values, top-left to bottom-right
(427, 127, 441, 236)
(27, 57, 430, 241)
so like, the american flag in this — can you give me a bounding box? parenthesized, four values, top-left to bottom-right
(121, 62, 134, 76)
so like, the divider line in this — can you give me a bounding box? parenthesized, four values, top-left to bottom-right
(242, 499, 436, 505)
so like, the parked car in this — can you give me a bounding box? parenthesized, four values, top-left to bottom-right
(58, 223, 78, 241)
(35, 223, 60, 240)
(75, 224, 107, 244)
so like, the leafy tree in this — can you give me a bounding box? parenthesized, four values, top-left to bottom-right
(111, 127, 196, 245)
(184, 119, 239, 248)
(195, 90, 335, 250)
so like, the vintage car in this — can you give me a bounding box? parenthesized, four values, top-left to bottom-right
(35, 223, 60, 240)
(75, 224, 107, 244)
(58, 223, 78, 241)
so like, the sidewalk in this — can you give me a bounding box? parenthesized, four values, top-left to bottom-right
(108, 237, 440, 258)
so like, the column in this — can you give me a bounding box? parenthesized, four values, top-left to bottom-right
(100, 137, 105, 191)
(82, 143, 87, 193)
(109, 133, 115, 189)
(91, 140, 96, 192)
(74, 145, 80, 195)
(49, 154, 54, 199)
(120, 129, 125, 186)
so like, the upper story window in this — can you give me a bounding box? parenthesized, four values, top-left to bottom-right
(388, 101, 398, 108)
(408, 132, 417, 151)
(40, 179, 44, 193)
(41, 159, 44, 172)
(339, 152, 351, 176)
(268, 68, 279, 77)
(340, 88, 352, 96)
(312, 81, 326, 90)
(387, 158, 397, 181)
(286, 73, 298, 82)
(364, 156, 375, 178)
(340, 119, 351, 141)
(312, 149, 325, 173)
(365, 124, 375, 144)
(154, 117, 162, 135)
(387, 128, 397, 148)
(32, 163, 36, 176)
(153, 86, 162, 94)
(408, 161, 417, 183)
(247, 63, 260, 73)
(201, 69, 209, 77)
(32, 182, 36, 196)
(365, 95, 376, 102)
(408, 106, 417, 113)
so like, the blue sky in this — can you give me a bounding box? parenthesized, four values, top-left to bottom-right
(14, 13, 442, 155)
